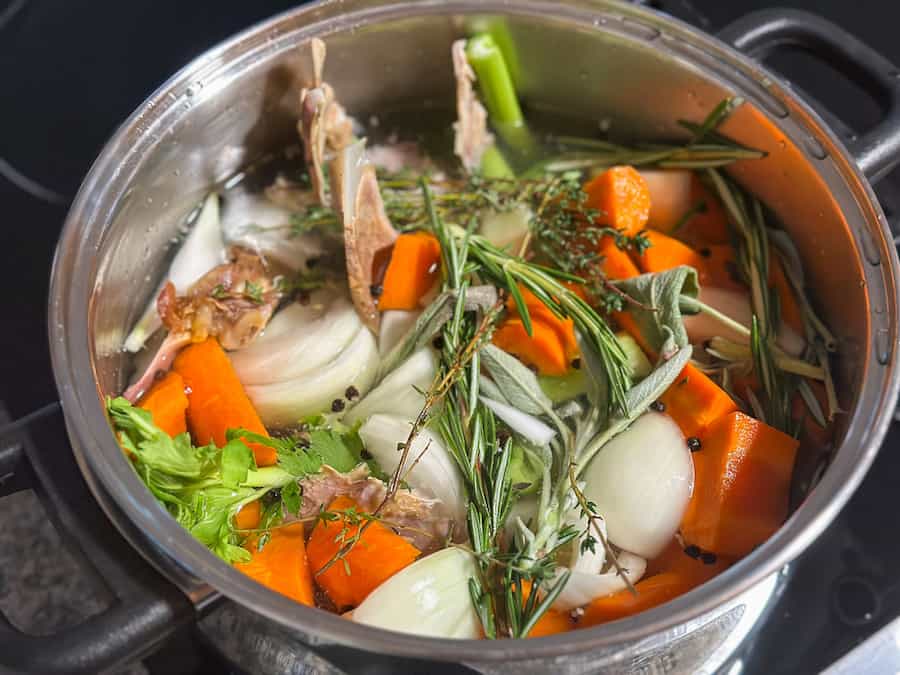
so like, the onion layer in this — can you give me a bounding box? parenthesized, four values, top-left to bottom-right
(552, 551, 647, 611)
(343, 349, 437, 427)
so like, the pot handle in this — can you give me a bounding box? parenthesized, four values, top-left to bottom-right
(0, 402, 196, 674)
(719, 8, 900, 183)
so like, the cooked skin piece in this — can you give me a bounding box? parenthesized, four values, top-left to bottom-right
(452, 39, 493, 172)
(123, 248, 281, 402)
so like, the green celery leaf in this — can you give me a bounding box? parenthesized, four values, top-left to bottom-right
(281, 480, 302, 516)
(221, 439, 255, 488)
(308, 429, 358, 473)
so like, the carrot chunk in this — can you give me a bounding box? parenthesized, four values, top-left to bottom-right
(138, 371, 188, 438)
(680, 411, 800, 557)
(675, 175, 731, 246)
(528, 609, 575, 638)
(633, 230, 732, 293)
(768, 251, 803, 335)
(493, 317, 570, 375)
(234, 500, 261, 531)
(173, 338, 277, 466)
(378, 232, 442, 310)
(307, 496, 420, 609)
(584, 166, 651, 236)
(659, 363, 737, 441)
(700, 244, 744, 291)
(599, 235, 641, 280)
(581, 539, 730, 627)
(505, 287, 578, 362)
(234, 523, 314, 605)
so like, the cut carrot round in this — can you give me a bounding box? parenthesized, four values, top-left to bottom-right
(173, 338, 277, 466)
(138, 371, 188, 438)
(505, 286, 579, 362)
(680, 411, 799, 557)
(378, 231, 442, 311)
(584, 166, 651, 236)
(676, 175, 731, 246)
(658, 362, 737, 441)
(493, 317, 570, 376)
(527, 609, 575, 638)
(234, 500, 262, 531)
(306, 496, 420, 610)
(234, 523, 314, 606)
(634, 230, 714, 285)
(599, 235, 641, 281)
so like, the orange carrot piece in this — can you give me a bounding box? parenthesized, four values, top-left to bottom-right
(378, 232, 442, 311)
(768, 251, 803, 335)
(307, 496, 420, 610)
(173, 338, 277, 467)
(699, 244, 744, 291)
(234, 500, 262, 531)
(138, 371, 188, 437)
(493, 317, 570, 376)
(676, 175, 731, 247)
(680, 411, 800, 557)
(505, 287, 579, 362)
(634, 230, 716, 286)
(234, 523, 314, 605)
(528, 609, 575, 638)
(584, 166, 651, 236)
(659, 363, 737, 441)
(599, 235, 641, 280)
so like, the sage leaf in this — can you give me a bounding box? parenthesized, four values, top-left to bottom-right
(613, 267, 699, 359)
(480, 344, 555, 418)
(479, 374, 510, 405)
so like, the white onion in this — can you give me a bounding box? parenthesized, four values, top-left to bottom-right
(479, 396, 556, 446)
(685, 286, 805, 357)
(351, 548, 481, 638)
(564, 511, 607, 576)
(222, 190, 327, 273)
(639, 170, 694, 232)
(230, 290, 360, 386)
(582, 412, 693, 558)
(378, 309, 421, 356)
(358, 414, 466, 524)
(244, 326, 378, 428)
(343, 349, 436, 427)
(124, 193, 226, 352)
(478, 205, 532, 252)
(552, 551, 647, 611)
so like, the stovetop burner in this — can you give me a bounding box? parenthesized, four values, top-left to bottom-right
(1, 1, 899, 673)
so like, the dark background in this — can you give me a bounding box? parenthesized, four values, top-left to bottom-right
(1, 0, 898, 419)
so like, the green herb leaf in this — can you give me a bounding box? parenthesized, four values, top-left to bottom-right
(281, 480, 302, 516)
(221, 439, 255, 488)
(480, 344, 554, 418)
(308, 429, 359, 473)
(244, 280, 264, 304)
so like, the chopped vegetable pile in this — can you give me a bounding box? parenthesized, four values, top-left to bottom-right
(109, 31, 838, 640)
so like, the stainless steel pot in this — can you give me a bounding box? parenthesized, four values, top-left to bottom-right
(44, 1, 900, 673)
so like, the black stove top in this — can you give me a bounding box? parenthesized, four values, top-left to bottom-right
(1, 1, 899, 674)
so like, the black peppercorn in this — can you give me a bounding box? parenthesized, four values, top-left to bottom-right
(650, 400, 666, 413)
(684, 544, 701, 559)
(687, 436, 702, 452)
(306, 257, 320, 268)
(360, 449, 373, 460)
(699, 247, 712, 258)
(571, 357, 582, 370)
(700, 551, 718, 565)
(432, 335, 445, 350)
(497, 429, 511, 446)
(345, 385, 360, 400)
(370, 283, 383, 298)
(331, 398, 346, 412)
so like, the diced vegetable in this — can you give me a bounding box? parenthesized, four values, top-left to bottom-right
(378, 232, 442, 311)
(234, 523, 314, 605)
(582, 412, 693, 558)
(634, 230, 711, 281)
(552, 551, 647, 611)
(479, 205, 531, 252)
(379, 309, 421, 356)
(598, 236, 641, 280)
(538, 370, 588, 403)
(172, 338, 277, 467)
(658, 362, 737, 441)
(583, 166, 651, 236)
(493, 317, 569, 375)
(769, 251, 803, 335)
(137, 371, 188, 438)
(680, 411, 799, 557)
(358, 414, 467, 523)
(307, 496, 420, 609)
(233, 500, 261, 531)
(527, 609, 575, 638)
(504, 287, 579, 362)
(351, 547, 481, 638)
(639, 169, 694, 232)
(343, 348, 437, 427)
(701, 244, 744, 291)
(675, 175, 731, 247)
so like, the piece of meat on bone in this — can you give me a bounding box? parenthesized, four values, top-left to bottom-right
(297, 38, 354, 206)
(452, 39, 494, 173)
(297, 465, 454, 552)
(123, 247, 281, 402)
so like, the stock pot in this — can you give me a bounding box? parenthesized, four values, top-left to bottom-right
(35, 1, 900, 673)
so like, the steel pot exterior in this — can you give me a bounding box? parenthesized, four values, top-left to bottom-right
(48, 0, 900, 668)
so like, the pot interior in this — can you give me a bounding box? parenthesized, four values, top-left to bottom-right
(55, 0, 899, 661)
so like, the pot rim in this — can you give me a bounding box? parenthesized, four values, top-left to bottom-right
(48, 0, 900, 662)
